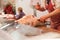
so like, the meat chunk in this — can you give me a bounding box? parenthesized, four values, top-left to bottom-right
(15, 15, 40, 26)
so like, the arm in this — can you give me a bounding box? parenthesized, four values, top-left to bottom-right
(39, 8, 60, 22)
(45, 8, 60, 18)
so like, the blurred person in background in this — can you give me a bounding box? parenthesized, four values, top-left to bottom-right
(15, 7, 25, 20)
(3, 2, 16, 21)
(4, 2, 16, 15)
(35, 2, 46, 11)
(35, 2, 41, 10)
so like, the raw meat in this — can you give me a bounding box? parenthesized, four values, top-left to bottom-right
(15, 15, 40, 26)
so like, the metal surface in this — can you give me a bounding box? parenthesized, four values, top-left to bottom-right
(0, 20, 43, 36)
(0, 30, 14, 40)
(17, 24, 42, 36)
(0, 23, 14, 29)
(0, 17, 15, 31)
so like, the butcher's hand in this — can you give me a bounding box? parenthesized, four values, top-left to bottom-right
(39, 16, 48, 22)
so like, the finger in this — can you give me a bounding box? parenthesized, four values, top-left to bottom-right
(39, 19, 45, 23)
(37, 19, 40, 21)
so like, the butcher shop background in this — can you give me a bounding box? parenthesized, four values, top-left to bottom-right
(16, 0, 48, 18)
(0, 0, 48, 18)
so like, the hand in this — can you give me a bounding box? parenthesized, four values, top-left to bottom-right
(39, 16, 48, 22)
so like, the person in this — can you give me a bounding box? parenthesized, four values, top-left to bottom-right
(4, 3, 15, 15)
(39, 0, 60, 30)
(35, 2, 46, 11)
(35, 2, 41, 10)
(15, 7, 25, 20)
